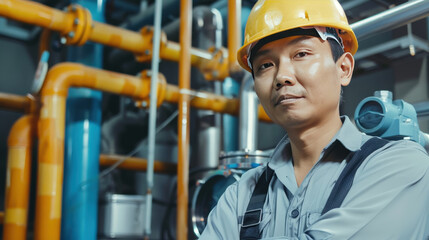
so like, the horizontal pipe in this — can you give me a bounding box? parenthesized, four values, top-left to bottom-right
(99, 154, 177, 174)
(0, 0, 229, 80)
(352, 0, 429, 40)
(0, 93, 36, 113)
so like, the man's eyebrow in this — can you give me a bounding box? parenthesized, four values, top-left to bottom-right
(252, 36, 314, 61)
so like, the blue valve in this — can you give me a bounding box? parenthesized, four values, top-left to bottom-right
(354, 90, 427, 147)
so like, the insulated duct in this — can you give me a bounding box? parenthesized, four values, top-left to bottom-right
(351, 0, 429, 40)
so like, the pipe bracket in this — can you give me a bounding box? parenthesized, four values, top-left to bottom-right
(135, 70, 167, 108)
(201, 46, 229, 81)
(63, 4, 92, 46)
(135, 26, 167, 62)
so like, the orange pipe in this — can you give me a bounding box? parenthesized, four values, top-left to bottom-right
(38, 28, 52, 58)
(0, 0, 74, 34)
(0, 0, 228, 80)
(35, 62, 268, 239)
(177, 0, 192, 239)
(99, 154, 177, 174)
(35, 63, 164, 240)
(228, 0, 242, 74)
(4, 115, 37, 240)
(0, 211, 4, 224)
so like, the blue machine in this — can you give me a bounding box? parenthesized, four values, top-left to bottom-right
(354, 90, 428, 147)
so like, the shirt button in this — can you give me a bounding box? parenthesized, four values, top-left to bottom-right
(291, 209, 299, 218)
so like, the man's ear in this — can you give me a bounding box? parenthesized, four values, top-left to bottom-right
(337, 52, 354, 87)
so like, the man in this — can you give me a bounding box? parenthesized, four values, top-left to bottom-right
(200, 0, 429, 239)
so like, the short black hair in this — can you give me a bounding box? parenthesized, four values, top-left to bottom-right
(328, 38, 344, 62)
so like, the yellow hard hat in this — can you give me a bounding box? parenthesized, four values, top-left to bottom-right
(237, 0, 358, 72)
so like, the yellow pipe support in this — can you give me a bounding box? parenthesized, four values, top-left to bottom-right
(0, 0, 229, 80)
(99, 154, 177, 174)
(4, 115, 37, 240)
(228, 0, 243, 75)
(177, 0, 192, 239)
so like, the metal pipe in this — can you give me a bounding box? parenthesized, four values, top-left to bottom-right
(351, 0, 429, 40)
(34, 63, 164, 240)
(213, 8, 224, 152)
(177, 0, 192, 239)
(0, 0, 229, 80)
(61, 1, 105, 239)
(239, 72, 258, 151)
(99, 154, 177, 174)
(0, 93, 35, 113)
(145, 0, 163, 237)
(33, 62, 268, 239)
(228, 0, 242, 75)
(4, 115, 36, 240)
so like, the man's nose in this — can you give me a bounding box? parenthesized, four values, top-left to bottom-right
(274, 64, 295, 89)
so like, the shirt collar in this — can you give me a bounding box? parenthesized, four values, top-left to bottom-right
(269, 115, 364, 168)
(335, 115, 364, 152)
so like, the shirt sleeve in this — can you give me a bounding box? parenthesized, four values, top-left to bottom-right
(199, 182, 240, 240)
(304, 140, 429, 240)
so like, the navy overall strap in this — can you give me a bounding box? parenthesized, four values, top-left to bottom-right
(239, 141, 348, 240)
(240, 166, 275, 240)
(322, 137, 389, 214)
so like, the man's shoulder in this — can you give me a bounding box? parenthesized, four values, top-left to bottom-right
(238, 166, 266, 186)
(358, 138, 429, 180)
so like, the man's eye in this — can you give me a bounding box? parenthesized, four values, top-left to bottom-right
(295, 52, 308, 58)
(258, 62, 273, 71)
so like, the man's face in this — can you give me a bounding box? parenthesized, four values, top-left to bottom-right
(252, 36, 353, 130)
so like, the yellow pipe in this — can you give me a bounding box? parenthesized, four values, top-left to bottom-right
(35, 62, 268, 239)
(35, 63, 164, 239)
(38, 28, 52, 58)
(177, 0, 192, 239)
(99, 154, 177, 174)
(0, 0, 229, 80)
(0, 0, 74, 34)
(4, 115, 37, 240)
(228, 0, 242, 74)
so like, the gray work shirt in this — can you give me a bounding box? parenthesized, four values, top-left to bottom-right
(200, 116, 429, 239)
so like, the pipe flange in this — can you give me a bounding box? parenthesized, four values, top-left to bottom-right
(135, 70, 167, 108)
(135, 26, 167, 62)
(63, 4, 93, 46)
(219, 149, 271, 170)
(201, 46, 229, 81)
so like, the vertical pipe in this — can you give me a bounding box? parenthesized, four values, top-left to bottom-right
(239, 72, 258, 151)
(228, 0, 242, 74)
(35, 94, 65, 240)
(61, 1, 105, 240)
(177, 0, 192, 239)
(145, 0, 163, 238)
(4, 115, 36, 240)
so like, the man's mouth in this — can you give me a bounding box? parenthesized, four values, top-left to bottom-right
(275, 94, 303, 106)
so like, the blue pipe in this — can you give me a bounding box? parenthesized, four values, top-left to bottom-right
(61, 1, 105, 240)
